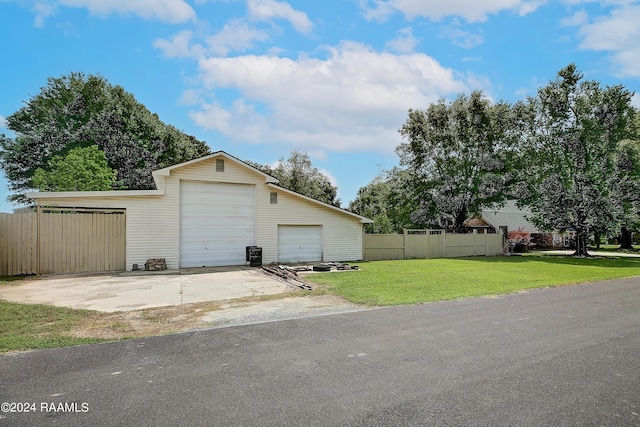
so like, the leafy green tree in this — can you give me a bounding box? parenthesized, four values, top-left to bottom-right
(0, 72, 210, 204)
(32, 145, 117, 191)
(610, 139, 640, 249)
(248, 150, 341, 206)
(517, 64, 637, 256)
(349, 174, 395, 233)
(396, 91, 518, 232)
(349, 167, 419, 233)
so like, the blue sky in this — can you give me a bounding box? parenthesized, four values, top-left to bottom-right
(1, 0, 639, 213)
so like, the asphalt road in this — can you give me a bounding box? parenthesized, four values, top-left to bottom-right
(1, 278, 639, 426)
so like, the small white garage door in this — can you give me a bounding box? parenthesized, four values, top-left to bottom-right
(278, 225, 323, 263)
(180, 181, 255, 267)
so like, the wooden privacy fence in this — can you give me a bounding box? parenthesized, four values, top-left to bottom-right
(0, 210, 125, 276)
(363, 229, 504, 261)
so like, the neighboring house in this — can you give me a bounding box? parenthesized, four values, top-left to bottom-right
(481, 200, 539, 236)
(480, 200, 573, 248)
(27, 151, 372, 270)
(459, 201, 538, 235)
(462, 217, 497, 234)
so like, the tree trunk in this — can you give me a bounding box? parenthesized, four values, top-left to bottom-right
(594, 231, 601, 250)
(453, 209, 468, 234)
(572, 232, 590, 257)
(618, 226, 634, 250)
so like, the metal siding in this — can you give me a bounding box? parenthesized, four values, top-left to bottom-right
(172, 157, 265, 184)
(180, 181, 255, 267)
(278, 225, 323, 263)
(29, 177, 181, 270)
(33, 212, 126, 274)
(256, 188, 364, 263)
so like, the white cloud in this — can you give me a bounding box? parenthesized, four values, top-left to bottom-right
(319, 168, 339, 187)
(0, 115, 6, 128)
(247, 0, 313, 33)
(631, 93, 640, 108)
(179, 89, 202, 106)
(191, 99, 270, 142)
(154, 21, 270, 58)
(560, 9, 589, 26)
(59, 0, 196, 23)
(385, 27, 419, 53)
(517, 1, 546, 16)
(359, 0, 395, 21)
(561, 0, 637, 5)
(190, 42, 471, 154)
(205, 19, 270, 56)
(439, 20, 484, 48)
(32, 2, 57, 27)
(574, 4, 640, 77)
(154, 30, 204, 58)
(360, 0, 544, 23)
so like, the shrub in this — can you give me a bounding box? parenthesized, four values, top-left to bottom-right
(508, 228, 533, 253)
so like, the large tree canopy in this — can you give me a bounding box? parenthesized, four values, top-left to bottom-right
(247, 150, 341, 207)
(610, 138, 640, 249)
(516, 64, 638, 255)
(0, 72, 210, 204)
(396, 91, 518, 232)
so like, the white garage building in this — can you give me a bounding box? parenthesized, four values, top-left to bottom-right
(28, 151, 372, 270)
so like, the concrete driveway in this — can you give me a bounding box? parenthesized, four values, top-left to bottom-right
(0, 266, 293, 312)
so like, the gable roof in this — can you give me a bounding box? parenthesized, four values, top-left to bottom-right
(26, 150, 373, 223)
(463, 217, 494, 229)
(152, 151, 279, 184)
(481, 200, 540, 233)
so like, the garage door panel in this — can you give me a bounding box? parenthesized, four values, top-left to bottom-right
(180, 181, 255, 267)
(278, 225, 322, 263)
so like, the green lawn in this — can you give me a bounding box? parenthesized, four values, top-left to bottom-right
(0, 300, 109, 353)
(588, 244, 639, 253)
(305, 256, 640, 306)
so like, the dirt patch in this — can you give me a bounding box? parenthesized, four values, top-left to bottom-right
(67, 294, 365, 340)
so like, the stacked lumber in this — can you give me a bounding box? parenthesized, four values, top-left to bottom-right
(261, 266, 312, 290)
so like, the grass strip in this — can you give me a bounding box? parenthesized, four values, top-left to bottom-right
(305, 256, 640, 306)
(0, 300, 109, 353)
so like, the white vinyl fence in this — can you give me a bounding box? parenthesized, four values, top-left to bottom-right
(363, 229, 503, 261)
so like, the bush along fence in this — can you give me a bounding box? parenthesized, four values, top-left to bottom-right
(363, 229, 504, 261)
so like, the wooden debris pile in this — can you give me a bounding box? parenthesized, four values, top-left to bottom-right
(261, 266, 313, 290)
(261, 262, 360, 289)
(145, 258, 167, 271)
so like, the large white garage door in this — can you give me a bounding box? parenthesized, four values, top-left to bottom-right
(278, 225, 323, 263)
(180, 181, 255, 267)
